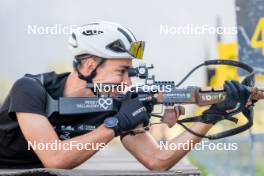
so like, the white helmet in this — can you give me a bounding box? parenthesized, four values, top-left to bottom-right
(68, 21, 144, 60)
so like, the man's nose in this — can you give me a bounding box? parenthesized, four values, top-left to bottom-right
(123, 73, 132, 86)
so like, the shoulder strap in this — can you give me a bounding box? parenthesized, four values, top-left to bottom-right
(24, 74, 44, 86)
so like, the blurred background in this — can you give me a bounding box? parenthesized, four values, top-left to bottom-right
(0, 0, 264, 175)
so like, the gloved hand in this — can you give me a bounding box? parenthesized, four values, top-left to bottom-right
(142, 95, 155, 114)
(114, 92, 150, 136)
(202, 80, 251, 124)
(122, 91, 155, 113)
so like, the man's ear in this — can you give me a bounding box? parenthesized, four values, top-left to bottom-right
(81, 58, 97, 75)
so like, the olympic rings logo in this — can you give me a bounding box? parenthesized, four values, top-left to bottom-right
(98, 98, 113, 110)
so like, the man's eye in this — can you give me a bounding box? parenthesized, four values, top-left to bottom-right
(118, 70, 126, 74)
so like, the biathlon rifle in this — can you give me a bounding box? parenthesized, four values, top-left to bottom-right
(46, 59, 264, 140)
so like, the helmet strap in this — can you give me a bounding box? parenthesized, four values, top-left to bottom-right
(73, 58, 105, 84)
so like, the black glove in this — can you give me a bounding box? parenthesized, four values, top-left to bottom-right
(202, 80, 251, 124)
(122, 91, 154, 113)
(142, 94, 155, 114)
(114, 92, 150, 136)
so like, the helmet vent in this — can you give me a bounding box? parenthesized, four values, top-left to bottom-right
(106, 39, 126, 53)
(117, 27, 132, 43)
(70, 33, 78, 48)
